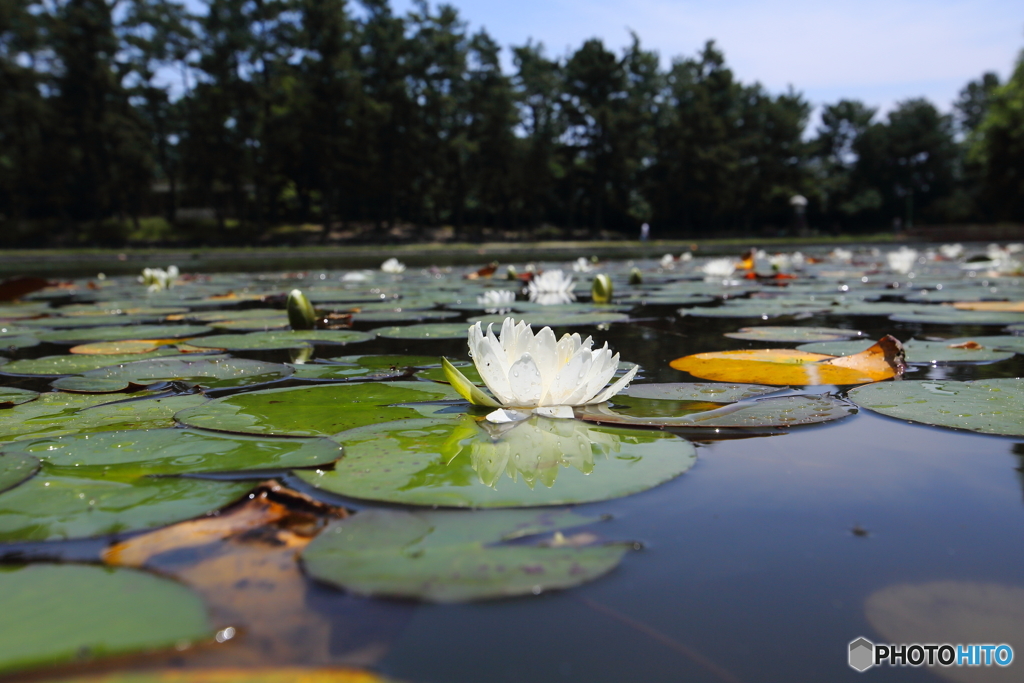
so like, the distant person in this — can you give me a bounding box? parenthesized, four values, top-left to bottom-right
(640, 223, 650, 242)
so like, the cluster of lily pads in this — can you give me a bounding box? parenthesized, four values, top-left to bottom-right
(0, 243, 1022, 679)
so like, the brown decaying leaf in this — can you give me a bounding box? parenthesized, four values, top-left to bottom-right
(951, 301, 1024, 312)
(464, 262, 499, 280)
(70, 340, 186, 355)
(947, 340, 983, 350)
(103, 482, 359, 667)
(0, 276, 51, 302)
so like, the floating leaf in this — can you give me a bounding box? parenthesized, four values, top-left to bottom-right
(468, 312, 628, 327)
(297, 415, 695, 507)
(889, 310, 1024, 326)
(416, 361, 481, 384)
(620, 382, 779, 402)
(187, 330, 373, 351)
(302, 508, 629, 602)
(0, 392, 206, 443)
(79, 357, 293, 390)
(848, 378, 1024, 436)
(0, 564, 212, 674)
(51, 377, 142, 393)
(0, 334, 39, 350)
(952, 300, 1024, 312)
(670, 336, 906, 385)
(724, 326, 864, 342)
(39, 325, 212, 344)
(352, 309, 460, 323)
(944, 335, 1024, 354)
(0, 386, 39, 406)
(0, 452, 39, 493)
(796, 338, 1015, 364)
(1, 349, 187, 376)
(70, 339, 182, 355)
(291, 354, 439, 381)
(677, 303, 828, 318)
(372, 323, 471, 340)
(0, 465, 251, 541)
(1, 428, 341, 477)
(175, 381, 461, 437)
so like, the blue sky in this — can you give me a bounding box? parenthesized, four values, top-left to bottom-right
(391, 0, 1022, 120)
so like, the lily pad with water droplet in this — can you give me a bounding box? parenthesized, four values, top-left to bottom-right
(291, 355, 440, 382)
(796, 339, 1014, 364)
(621, 382, 780, 402)
(38, 325, 213, 344)
(889, 309, 1024, 326)
(186, 330, 373, 351)
(0, 465, 251, 542)
(0, 392, 207, 443)
(297, 415, 695, 507)
(302, 508, 629, 602)
(175, 381, 461, 437)
(0, 453, 39, 493)
(1, 428, 340, 477)
(372, 323, 471, 340)
(77, 357, 294, 390)
(51, 377, 142, 393)
(0, 564, 212, 674)
(0, 387, 39, 406)
(0, 349, 188, 377)
(848, 378, 1024, 437)
(724, 326, 864, 342)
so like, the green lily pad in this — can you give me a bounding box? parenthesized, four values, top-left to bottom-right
(38, 325, 212, 344)
(0, 304, 50, 319)
(0, 564, 212, 674)
(416, 362, 481, 385)
(78, 357, 293, 390)
(291, 355, 442, 382)
(211, 316, 290, 331)
(302, 508, 629, 602)
(297, 415, 696, 507)
(0, 324, 34, 337)
(175, 381, 461, 437)
(0, 393, 207, 443)
(0, 349, 187, 377)
(944, 335, 1024, 354)
(468, 312, 629, 327)
(796, 339, 1015, 364)
(186, 330, 373, 351)
(0, 387, 39, 406)
(20, 315, 158, 329)
(848, 378, 1024, 437)
(328, 354, 441, 368)
(621, 382, 781, 402)
(0, 334, 40, 350)
(577, 394, 855, 430)
(677, 303, 829, 319)
(0, 453, 39, 493)
(1, 428, 340, 477)
(51, 377, 141, 393)
(724, 326, 864, 342)
(372, 323, 471, 340)
(352, 310, 460, 323)
(0, 464, 251, 541)
(889, 310, 1024, 326)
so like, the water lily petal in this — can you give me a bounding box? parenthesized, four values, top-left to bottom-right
(508, 352, 544, 406)
(473, 324, 515, 404)
(534, 405, 575, 419)
(485, 408, 532, 424)
(590, 364, 639, 404)
(548, 349, 592, 405)
(528, 326, 559, 398)
(580, 345, 619, 402)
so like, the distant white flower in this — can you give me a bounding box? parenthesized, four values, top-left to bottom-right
(680, 252, 693, 262)
(454, 318, 638, 423)
(886, 247, 918, 275)
(342, 271, 369, 282)
(660, 254, 676, 269)
(939, 243, 963, 260)
(526, 269, 575, 305)
(381, 258, 406, 274)
(572, 257, 593, 273)
(968, 244, 1024, 275)
(477, 289, 516, 313)
(790, 251, 805, 269)
(702, 258, 736, 279)
(139, 266, 177, 292)
(768, 253, 791, 271)
(829, 248, 853, 263)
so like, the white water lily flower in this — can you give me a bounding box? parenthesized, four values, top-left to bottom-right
(886, 247, 918, 275)
(701, 258, 736, 279)
(381, 257, 406, 274)
(939, 243, 963, 260)
(659, 253, 676, 269)
(526, 269, 575, 305)
(477, 289, 516, 313)
(139, 266, 176, 292)
(342, 271, 369, 282)
(572, 256, 593, 273)
(445, 317, 639, 423)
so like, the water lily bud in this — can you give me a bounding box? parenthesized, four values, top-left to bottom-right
(628, 268, 643, 285)
(592, 274, 613, 303)
(506, 265, 518, 280)
(289, 345, 314, 365)
(287, 289, 317, 330)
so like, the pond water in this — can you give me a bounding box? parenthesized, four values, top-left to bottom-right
(0, 247, 1022, 683)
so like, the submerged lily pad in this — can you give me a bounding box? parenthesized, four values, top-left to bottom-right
(0, 392, 207, 442)
(175, 381, 461, 437)
(372, 323, 471, 340)
(78, 357, 293, 390)
(848, 378, 1024, 437)
(302, 508, 629, 602)
(2, 349, 186, 376)
(39, 325, 212, 344)
(0, 465, 251, 541)
(796, 339, 1014, 364)
(724, 326, 864, 342)
(0, 564, 212, 674)
(0, 387, 39, 406)
(0, 453, 39, 493)
(1, 428, 341, 477)
(297, 415, 695, 507)
(187, 330, 373, 351)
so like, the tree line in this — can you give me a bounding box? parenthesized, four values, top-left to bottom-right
(1, 0, 1022, 246)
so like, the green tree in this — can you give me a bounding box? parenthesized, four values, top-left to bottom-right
(972, 52, 1024, 220)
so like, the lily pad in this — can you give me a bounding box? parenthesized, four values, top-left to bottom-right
(944, 335, 1024, 354)
(0, 564, 212, 674)
(302, 508, 629, 602)
(291, 355, 441, 382)
(69, 340, 178, 355)
(0, 453, 39, 493)
(1, 429, 341, 477)
(297, 415, 696, 507)
(352, 309, 460, 323)
(468, 312, 629, 327)
(39, 325, 212, 344)
(20, 315, 158, 329)
(724, 326, 864, 342)
(621, 382, 780, 402)
(0, 334, 40, 350)
(578, 394, 855, 430)
(0, 392, 207, 443)
(848, 378, 1024, 437)
(187, 330, 373, 351)
(796, 338, 1014, 364)
(51, 377, 142, 393)
(677, 303, 829, 318)
(1, 349, 187, 377)
(175, 381, 461, 437)
(79, 357, 293, 390)
(889, 310, 1024, 326)
(416, 362, 482, 385)
(0, 387, 39, 406)
(372, 323, 472, 340)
